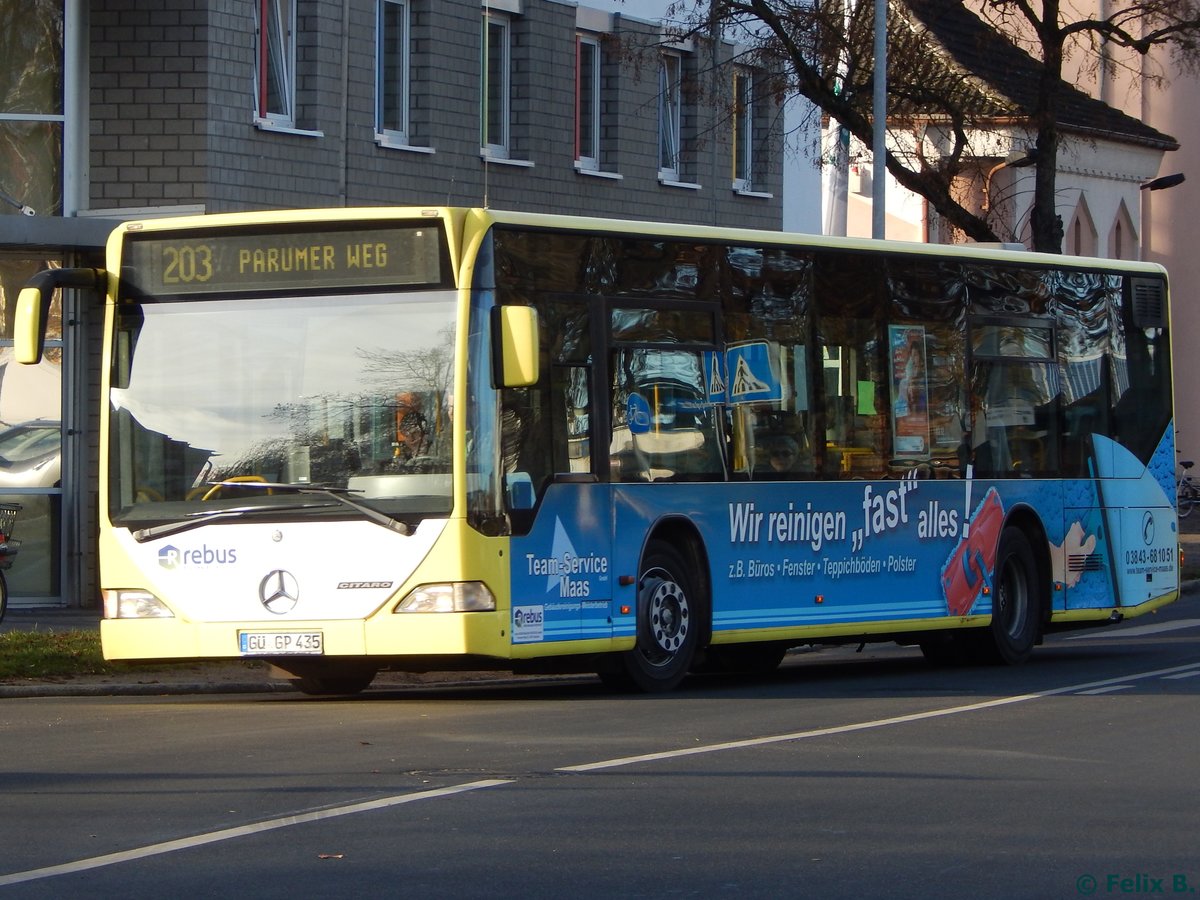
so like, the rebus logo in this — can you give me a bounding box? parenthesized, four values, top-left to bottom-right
(157, 544, 239, 569)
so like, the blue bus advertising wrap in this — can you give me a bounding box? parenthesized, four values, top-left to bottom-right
(509, 428, 1178, 647)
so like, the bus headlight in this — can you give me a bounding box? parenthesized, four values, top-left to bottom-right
(102, 589, 174, 619)
(395, 582, 496, 613)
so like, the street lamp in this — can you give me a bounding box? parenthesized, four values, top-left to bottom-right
(1140, 173, 1185, 191)
(982, 150, 1037, 211)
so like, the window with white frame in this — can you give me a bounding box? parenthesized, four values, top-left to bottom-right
(377, 0, 410, 144)
(481, 12, 511, 158)
(732, 67, 755, 191)
(255, 0, 296, 126)
(658, 52, 682, 180)
(576, 34, 601, 170)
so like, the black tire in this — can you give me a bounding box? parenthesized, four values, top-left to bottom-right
(290, 666, 377, 696)
(918, 631, 972, 666)
(1180, 483, 1196, 519)
(982, 527, 1041, 665)
(611, 541, 703, 692)
(703, 642, 787, 674)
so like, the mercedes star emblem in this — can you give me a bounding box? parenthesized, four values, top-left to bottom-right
(259, 569, 300, 614)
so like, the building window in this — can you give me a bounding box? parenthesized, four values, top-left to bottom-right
(658, 52, 682, 180)
(732, 67, 756, 191)
(1109, 202, 1138, 260)
(576, 34, 601, 170)
(0, 254, 66, 603)
(377, 0, 410, 143)
(255, 0, 296, 126)
(1069, 200, 1098, 256)
(482, 12, 511, 158)
(1, 0, 64, 216)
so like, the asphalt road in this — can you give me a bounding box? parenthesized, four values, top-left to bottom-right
(2, 592, 1199, 899)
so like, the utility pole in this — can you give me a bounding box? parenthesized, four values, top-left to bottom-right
(871, 0, 887, 239)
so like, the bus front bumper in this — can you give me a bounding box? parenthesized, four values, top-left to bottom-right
(100, 610, 516, 663)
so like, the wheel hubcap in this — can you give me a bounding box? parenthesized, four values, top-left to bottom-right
(997, 562, 1028, 638)
(642, 572, 690, 659)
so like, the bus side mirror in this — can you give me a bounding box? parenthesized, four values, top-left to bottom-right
(14, 286, 49, 364)
(13, 268, 107, 365)
(494, 305, 540, 388)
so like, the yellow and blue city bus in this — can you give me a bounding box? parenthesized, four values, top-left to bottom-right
(15, 207, 1180, 693)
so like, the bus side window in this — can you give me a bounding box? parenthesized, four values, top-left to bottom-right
(609, 349, 725, 482)
(552, 365, 592, 476)
(969, 359, 1058, 477)
(500, 387, 551, 531)
(821, 343, 887, 479)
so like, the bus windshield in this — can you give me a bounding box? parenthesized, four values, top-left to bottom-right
(109, 289, 457, 526)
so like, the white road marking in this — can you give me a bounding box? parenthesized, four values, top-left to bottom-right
(7, 659, 1200, 885)
(556, 661, 1200, 773)
(0, 779, 512, 887)
(1076, 685, 1136, 695)
(1065, 618, 1200, 640)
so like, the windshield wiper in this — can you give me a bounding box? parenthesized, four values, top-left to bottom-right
(130, 500, 332, 543)
(130, 483, 411, 543)
(245, 483, 412, 536)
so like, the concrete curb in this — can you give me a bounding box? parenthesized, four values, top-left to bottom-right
(0, 673, 585, 699)
(0, 681, 296, 699)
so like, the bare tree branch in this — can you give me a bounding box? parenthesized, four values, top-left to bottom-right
(658, 0, 1192, 251)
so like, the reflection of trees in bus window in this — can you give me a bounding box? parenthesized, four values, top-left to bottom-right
(544, 302, 590, 362)
(552, 365, 591, 475)
(607, 241, 719, 300)
(724, 246, 813, 326)
(494, 229, 592, 295)
(963, 264, 1050, 315)
(609, 307, 714, 343)
(1111, 276, 1170, 464)
(1053, 272, 1115, 476)
(353, 323, 454, 470)
(886, 260, 966, 325)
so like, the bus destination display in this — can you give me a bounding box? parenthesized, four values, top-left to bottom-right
(122, 225, 445, 296)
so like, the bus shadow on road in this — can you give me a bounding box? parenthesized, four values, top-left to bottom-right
(277, 629, 1200, 704)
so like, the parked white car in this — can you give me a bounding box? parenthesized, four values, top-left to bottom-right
(0, 420, 61, 488)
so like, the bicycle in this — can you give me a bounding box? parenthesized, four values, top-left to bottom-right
(0, 502, 21, 623)
(1178, 460, 1199, 518)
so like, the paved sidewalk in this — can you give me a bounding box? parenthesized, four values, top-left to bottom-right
(0, 607, 101, 634)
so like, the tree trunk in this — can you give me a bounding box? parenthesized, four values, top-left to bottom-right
(1029, 2, 1066, 253)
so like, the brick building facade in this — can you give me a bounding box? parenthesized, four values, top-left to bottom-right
(0, 0, 786, 610)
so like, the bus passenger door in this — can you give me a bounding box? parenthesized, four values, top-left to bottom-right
(507, 361, 614, 646)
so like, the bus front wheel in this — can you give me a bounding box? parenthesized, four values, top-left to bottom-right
(285, 664, 378, 696)
(606, 541, 701, 693)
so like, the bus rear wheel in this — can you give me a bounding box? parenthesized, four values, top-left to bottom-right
(606, 542, 701, 693)
(982, 527, 1041, 665)
(703, 642, 787, 674)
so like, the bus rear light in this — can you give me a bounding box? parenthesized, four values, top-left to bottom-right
(102, 589, 174, 619)
(395, 582, 496, 613)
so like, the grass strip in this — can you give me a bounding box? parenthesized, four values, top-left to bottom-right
(0, 629, 116, 679)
